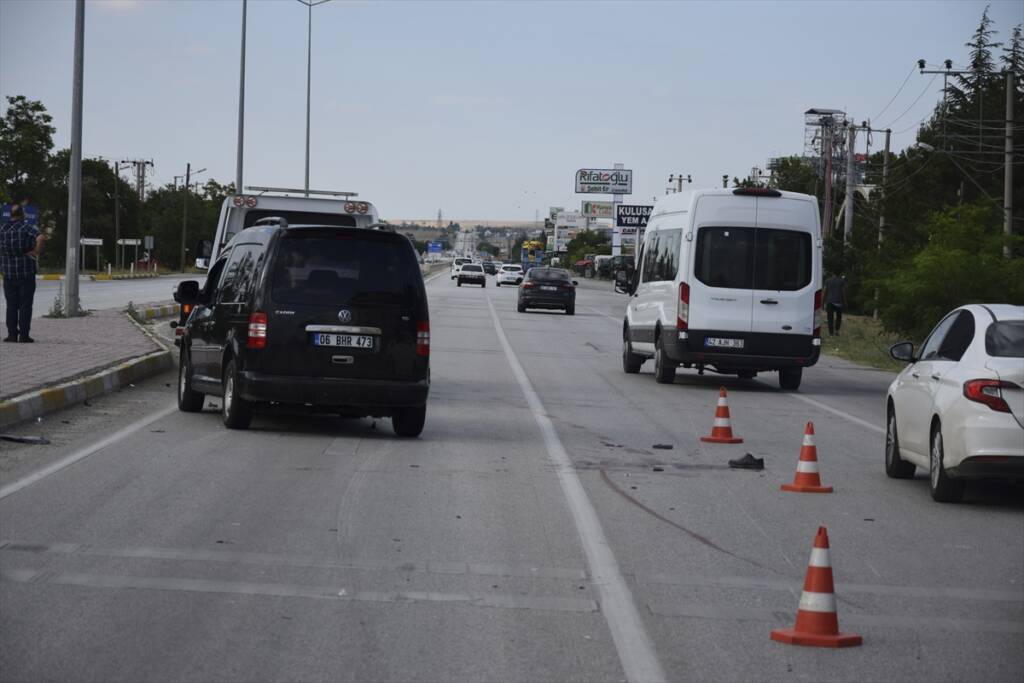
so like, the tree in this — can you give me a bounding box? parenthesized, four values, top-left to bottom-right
(947, 5, 1003, 110)
(770, 157, 817, 195)
(0, 96, 55, 205)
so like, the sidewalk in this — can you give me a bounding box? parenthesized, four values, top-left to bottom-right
(0, 309, 173, 427)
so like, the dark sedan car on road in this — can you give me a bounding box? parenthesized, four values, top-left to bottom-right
(517, 267, 577, 315)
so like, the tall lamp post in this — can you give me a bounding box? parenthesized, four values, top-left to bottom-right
(296, 0, 332, 196)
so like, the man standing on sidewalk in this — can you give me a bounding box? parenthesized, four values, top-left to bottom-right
(824, 271, 846, 336)
(0, 204, 45, 343)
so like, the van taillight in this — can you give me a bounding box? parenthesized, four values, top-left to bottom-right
(416, 321, 430, 357)
(677, 282, 690, 330)
(813, 289, 823, 338)
(247, 312, 268, 349)
(963, 379, 1014, 413)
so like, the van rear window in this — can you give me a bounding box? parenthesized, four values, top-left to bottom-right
(243, 210, 356, 229)
(695, 227, 811, 291)
(271, 232, 421, 305)
(985, 321, 1024, 358)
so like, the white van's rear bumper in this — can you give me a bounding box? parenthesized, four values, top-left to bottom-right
(661, 328, 820, 370)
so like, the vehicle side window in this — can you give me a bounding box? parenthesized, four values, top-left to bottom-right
(641, 232, 660, 283)
(655, 229, 682, 282)
(218, 244, 260, 305)
(919, 313, 959, 361)
(202, 256, 229, 303)
(937, 311, 975, 361)
(695, 227, 754, 289)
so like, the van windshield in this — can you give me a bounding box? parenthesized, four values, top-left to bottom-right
(271, 231, 421, 305)
(695, 227, 811, 291)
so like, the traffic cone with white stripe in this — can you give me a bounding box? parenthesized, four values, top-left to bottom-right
(700, 387, 743, 444)
(781, 421, 832, 493)
(771, 526, 862, 648)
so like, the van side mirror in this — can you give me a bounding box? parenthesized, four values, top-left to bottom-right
(194, 240, 213, 260)
(890, 341, 916, 363)
(174, 280, 201, 304)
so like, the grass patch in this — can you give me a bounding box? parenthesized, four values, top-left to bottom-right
(819, 314, 908, 372)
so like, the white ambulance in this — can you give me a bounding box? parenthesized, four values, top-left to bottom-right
(617, 187, 823, 390)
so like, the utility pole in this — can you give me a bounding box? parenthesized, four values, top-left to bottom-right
(63, 0, 85, 317)
(821, 117, 834, 239)
(874, 128, 891, 319)
(181, 163, 190, 272)
(843, 123, 856, 244)
(113, 160, 127, 270)
(1005, 70, 1015, 259)
(236, 0, 247, 194)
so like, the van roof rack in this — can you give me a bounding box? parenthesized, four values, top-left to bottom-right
(245, 186, 359, 198)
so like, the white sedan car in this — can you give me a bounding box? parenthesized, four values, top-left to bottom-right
(496, 265, 523, 286)
(886, 304, 1024, 502)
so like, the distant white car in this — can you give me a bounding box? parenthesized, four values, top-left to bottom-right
(457, 263, 486, 287)
(496, 264, 523, 286)
(885, 304, 1024, 502)
(451, 257, 472, 280)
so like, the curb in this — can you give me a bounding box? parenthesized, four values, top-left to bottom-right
(0, 348, 174, 430)
(137, 303, 180, 320)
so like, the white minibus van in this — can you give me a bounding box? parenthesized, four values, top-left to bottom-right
(617, 187, 822, 390)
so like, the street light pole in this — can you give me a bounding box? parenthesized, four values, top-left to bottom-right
(236, 0, 247, 194)
(297, 0, 331, 197)
(63, 0, 85, 317)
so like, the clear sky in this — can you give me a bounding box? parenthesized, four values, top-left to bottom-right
(2, 0, 1021, 220)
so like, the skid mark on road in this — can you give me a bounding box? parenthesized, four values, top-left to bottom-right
(598, 469, 766, 571)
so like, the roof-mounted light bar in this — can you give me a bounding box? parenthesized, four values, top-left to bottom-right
(245, 186, 359, 198)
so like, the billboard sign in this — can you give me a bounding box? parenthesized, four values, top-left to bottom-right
(554, 211, 587, 230)
(1, 204, 39, 225)
(581, 200, 614, 219)
(427, 241, 443, 253)
(615, 204, 653, 236)
(576, 168, 632, 194)
(548, 206, 565, 222)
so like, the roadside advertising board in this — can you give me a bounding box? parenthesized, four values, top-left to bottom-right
(581, 200, 614, 219)
(1, 203, 39, 225)
(80, 238, 103, 246)
(427, 242, 443, 253)
(575, 168, 632, 194)
(554, 211, 587, 230)
(615, 204, 653, 236)
(548, 206, 565, 222)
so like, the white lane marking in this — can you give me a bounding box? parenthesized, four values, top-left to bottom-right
(484, 295, 666, 683)
(788, 393, 885, 435)
(585, 305, 622, 324)
(0, 403, 177, 500)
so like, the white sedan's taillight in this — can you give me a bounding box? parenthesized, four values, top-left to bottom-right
(963, 379, 1015, 413)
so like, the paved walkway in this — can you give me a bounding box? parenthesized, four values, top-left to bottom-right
(0, 310, 162, 399)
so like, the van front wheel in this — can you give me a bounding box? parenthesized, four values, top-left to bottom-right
(778, 367, 802, 391)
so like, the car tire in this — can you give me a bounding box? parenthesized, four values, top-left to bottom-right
(496, 282, 500, 287)
(482, 282, 486, 288)
(653, 335, 676, 384)
(566, 304, 575, 315)
(457, 280, 462, 287)
(221, 358, 253, 430)
(885, 405, 916, 479)
(779, 367, 802, 390)
(930, 422, 965, 503)
(622, 327, 643, 374)
(178, 350, 205, 413)
(517, 301, 526, 313)
(392, 404, 426, 437)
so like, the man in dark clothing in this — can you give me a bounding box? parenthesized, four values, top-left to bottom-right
(0, 204, 45, 342)
(823, 271, 846, 336)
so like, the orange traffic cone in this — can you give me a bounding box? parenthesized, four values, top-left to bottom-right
(781, 421, 832, 493)
(771, 526, 862, 648)
(700, 387, 743, 444)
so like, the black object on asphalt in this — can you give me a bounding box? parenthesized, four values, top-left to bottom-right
(652, 444, 674, 450)
(728, 453, 764, 470)
(0, 434, 51, 445)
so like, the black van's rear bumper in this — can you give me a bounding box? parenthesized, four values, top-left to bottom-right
(660, 328, 820, 369)
(239, 372, 429, 408)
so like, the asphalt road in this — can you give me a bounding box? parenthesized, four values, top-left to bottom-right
(30, 275, 194, 318)
(1, 273, 1022, 682)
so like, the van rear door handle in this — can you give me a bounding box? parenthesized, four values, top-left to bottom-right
(760, 299, 779, 305)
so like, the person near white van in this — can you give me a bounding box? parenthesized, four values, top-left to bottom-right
(617, 187, 823, 391)
(823, 271, 846, 335)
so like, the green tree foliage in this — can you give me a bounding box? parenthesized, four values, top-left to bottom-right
(0, 95, 55, 205)
(563, 229, 610, 269)
(769, 157, 817, 195)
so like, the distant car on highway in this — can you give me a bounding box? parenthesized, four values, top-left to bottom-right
(885, 304, 1024, 502)
(457, 263, 486, 287)
(482, 261, 497, 275)
(517, 267, 577, 315)
(618, 187, 822, 390)
(496, 264, 523, 286)
(173, 218, 430, 437)
(451, 257, 472, 280)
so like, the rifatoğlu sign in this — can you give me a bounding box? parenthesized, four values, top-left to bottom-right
(575, 168, 633, 194)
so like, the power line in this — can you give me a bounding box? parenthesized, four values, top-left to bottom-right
(872, 65, 917, 122)
(878, 74, 940, 128)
